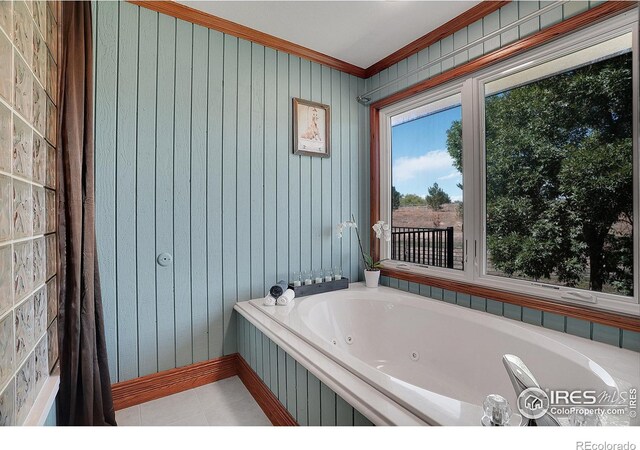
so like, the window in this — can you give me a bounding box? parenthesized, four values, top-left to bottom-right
(390, 93, 463, 271)
(378, 13, 639, 315)
(483, 35, 634, 301)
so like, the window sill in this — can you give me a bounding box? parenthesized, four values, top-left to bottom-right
(380, 267, 640, 333)
(24, 375, 60, 426)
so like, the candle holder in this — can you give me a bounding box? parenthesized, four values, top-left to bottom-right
(288, 277, 349, 298)
(291, 271, 302, 287)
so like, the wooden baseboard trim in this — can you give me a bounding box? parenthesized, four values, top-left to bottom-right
(111, 354, 297, 426)
(236, 355, 298, 426)
(111, 354, 238, 410)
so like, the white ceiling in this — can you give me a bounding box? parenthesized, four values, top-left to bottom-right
(178, 1, 481, 69)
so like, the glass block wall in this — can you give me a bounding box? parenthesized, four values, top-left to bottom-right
(0, 0, 59, 426)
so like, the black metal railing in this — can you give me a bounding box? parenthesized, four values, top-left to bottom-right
(391, 227, 455, 268)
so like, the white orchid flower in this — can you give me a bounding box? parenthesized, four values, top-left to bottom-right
(381, 222, 391, 242)
(372, 220, 391, 241)
(338, 220, 358, 236)
(372, 221, 383, 239)
(336, 215, 387, 271)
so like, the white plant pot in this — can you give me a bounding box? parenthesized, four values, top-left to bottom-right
(364, 270, 380, 288)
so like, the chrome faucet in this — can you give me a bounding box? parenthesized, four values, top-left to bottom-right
(502, 354, 561, 426)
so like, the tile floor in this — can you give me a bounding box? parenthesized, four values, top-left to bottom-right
(115, 376, 272, 426)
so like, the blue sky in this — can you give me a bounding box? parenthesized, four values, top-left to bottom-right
(391, 105, 462, 201)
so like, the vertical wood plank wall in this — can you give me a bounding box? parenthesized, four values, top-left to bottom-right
(364, 1, 599, 102)
(93, 2, 367, 383)
(237, 314, 373, 426)
(92, 1, 621, 386)
(380, 276, 640, 351)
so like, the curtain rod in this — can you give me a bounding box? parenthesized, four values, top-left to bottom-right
(356, 0, 570, 105)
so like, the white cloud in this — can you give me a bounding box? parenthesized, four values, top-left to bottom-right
(393, 149, 453, 183)
(438, 171, 461, 181)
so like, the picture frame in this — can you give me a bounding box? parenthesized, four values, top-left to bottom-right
(293, 98, 330, 158)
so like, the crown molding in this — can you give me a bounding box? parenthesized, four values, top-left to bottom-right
(128, 0, 367, 78)
(364, 1, 510, 78)
(129, 1, 511, 80)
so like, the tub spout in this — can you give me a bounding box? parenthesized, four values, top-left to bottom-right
(502, 354, 561, 426)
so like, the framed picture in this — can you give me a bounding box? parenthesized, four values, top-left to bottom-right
(293, 98, 330, 157)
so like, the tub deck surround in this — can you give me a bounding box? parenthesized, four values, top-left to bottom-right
(235, 301, 421, 426)
(237, 283, 640, 426)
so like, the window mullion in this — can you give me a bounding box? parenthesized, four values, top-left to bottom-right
(461, 78, 475, 282)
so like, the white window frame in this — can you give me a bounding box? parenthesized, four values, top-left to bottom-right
(378, 10, 639, 316)
(379, 80, 472, 284)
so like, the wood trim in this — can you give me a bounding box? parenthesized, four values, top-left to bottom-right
(369, 107, 381, 262)
(371, 1, 640, 332)
(364, 1, 510, 78)
(111, 354, 238, 410)
(111, 354, 297, 426)
(128, 0, 367, 78)
(128, 1, 511, 80)
(236, 355, 298, 426)
(370, 1, 636, 110)
(125, 1, 633, 82)
(382, 268, 640, 332)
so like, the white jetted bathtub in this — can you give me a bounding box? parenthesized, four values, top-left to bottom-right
(235, 283, 640, 426)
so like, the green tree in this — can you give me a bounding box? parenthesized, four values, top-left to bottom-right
(392, 186, 401, 210)
(445, 53, 633, 294)
(446, 120, 462, 175)
(446, 122, 464, 219)
(425, 183, 451, 211)
(400, 194, 427, 207)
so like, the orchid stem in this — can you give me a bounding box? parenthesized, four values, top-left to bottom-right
(352, 214, 370, 270)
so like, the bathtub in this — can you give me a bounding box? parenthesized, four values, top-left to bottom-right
(235, 283, 640, 426)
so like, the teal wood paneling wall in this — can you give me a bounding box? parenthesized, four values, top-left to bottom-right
(380, 276, 640, 352)
(93, 1, 367, 383)
(92, 0, 622, 387)
(364, 1, 601, 102)
(236, 314, 373, 426)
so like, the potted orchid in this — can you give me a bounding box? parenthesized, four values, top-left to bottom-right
(337, 215, 391, 288)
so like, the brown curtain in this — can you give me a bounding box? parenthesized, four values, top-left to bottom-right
(57, 1, 116, 426)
